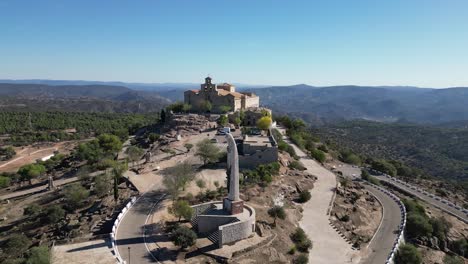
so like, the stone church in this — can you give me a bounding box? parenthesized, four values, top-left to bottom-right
(184, 77, 259, 113)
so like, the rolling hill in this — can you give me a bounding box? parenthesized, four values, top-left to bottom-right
(245, 85, 468, 125)
(0, 83, 170, 113)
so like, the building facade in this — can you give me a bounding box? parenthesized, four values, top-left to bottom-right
(238, 133, 278, 169)
(184, 77, 259, 113)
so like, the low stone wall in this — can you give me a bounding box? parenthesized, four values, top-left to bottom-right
(191, 201, 217, 219)
(218, 205, 256, 248)
(197, 215, 237, 234)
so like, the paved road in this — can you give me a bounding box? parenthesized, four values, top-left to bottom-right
(360, 184, 402, 264)
(374, 175, 468, 223)
(337, 165, 403, 264)
(277, 128, 360, 264)
(116, 191, 165, 264)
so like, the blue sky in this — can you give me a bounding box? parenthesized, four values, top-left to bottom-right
(1, 0, 467, 87)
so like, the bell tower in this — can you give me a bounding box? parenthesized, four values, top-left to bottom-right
(202, 76, 215, 92)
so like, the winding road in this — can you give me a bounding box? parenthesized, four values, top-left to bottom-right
(374, 175, 468, 223)
(337, 165, 403, 264)
(115, 190, 165, 264)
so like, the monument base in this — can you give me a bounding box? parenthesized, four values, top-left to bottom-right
(223, 198, 244, 215)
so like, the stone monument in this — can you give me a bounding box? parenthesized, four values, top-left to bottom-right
(190, 132, 256, 248)
(223, 133, 244, 215)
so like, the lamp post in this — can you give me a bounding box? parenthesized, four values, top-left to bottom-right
(128, 246, 131, 264)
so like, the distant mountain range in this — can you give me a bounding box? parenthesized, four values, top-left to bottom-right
(0, 83, 170, 113)
(1, 80, 468, 125)
(244, 84, 468, 125)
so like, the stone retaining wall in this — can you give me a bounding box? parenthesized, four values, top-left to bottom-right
(218, 205, 256, 248)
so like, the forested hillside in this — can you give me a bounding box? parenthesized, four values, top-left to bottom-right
(313, 120, 468, 182)
(0, 112, 159, 145)
(248, 85, 468, 124)
(0, 83, 170, 113)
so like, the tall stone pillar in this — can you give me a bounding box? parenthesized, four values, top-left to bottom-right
(223, 133, 243, 214)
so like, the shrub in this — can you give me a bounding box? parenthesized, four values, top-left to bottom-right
(288, 246, 296, 255)
(44, 205, 65, 224)
(26, 246, 49, 264)
(395, 244, 422, 264)
(443, 255, 464, 264)
(310, 149, 326, 163)
(195, 139, 222, 165)
(293, 254, 309, 264)
(0, 175, 11, 188)
(171, 226, 197, 249)
(169, 200, 194, 222)
(64, 183, 90, 209)
(298, 190, 311, 203)
(196, 179, 206, 189)
(5, 234, 32, 258)
(340, 214, 350, 222)
(267, 206, 286, 226)
(289, 160, 306, 171)
(291, 227, 312, 252)
(406, 213, 432, 239)
(451, 238, 468, 258)
(94, 173, 112, 197)
(24, 204, 42, 218)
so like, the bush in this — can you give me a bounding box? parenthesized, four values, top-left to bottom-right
(395, 244, 422, 264)
(298, 190, 311, 203)
(64, 183, 90, 209)
(289, 160, 306, 171)
(371, 159, 397, 176)
(5, 234, 32, 258)
(195, 139, 222, 165)
(26, 246, 49, 264)
(24, 203, 42, 218)
(451, 238, 468, 258)
(443, 255, 464, 264)
(44, 205, 65, 224)
(288, 246, 296, 255)
(196, 179, 206, 189)
(310, 149, 326, 163)
(406, 213, 432, 239)
(0, 175, 12, 188)
(169, 200, 194, 222)
(171, 226, 197, 249)
(340, 214, 350, 222)
(267, 206, 286, 226)
(94, 173, 112, 197)
(291, 227, 312, 252)
(293, 254, 309, 264)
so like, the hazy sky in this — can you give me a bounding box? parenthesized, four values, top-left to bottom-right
(1, 0, 467, 87)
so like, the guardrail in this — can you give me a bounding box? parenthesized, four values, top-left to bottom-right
(110, 196, 137, 264)
(365, 182, 407, 264)
(368, 169, 468, 223)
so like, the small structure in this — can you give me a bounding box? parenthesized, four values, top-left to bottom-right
(48, 176, 55, 190)
(238, 131, 278, 169)
(191, 133, 256, 248)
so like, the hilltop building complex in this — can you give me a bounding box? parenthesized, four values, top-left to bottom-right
(184, 77, 259, 113)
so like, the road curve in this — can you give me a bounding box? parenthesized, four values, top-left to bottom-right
(374, 175, 468, 223)
(360, 184, 402, 264)
(116, 191, 164, 264)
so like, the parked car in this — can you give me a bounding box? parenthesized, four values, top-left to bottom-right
(211, 138, 218, 143)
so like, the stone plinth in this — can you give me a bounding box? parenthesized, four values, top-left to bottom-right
(223, 198, 244, 215)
